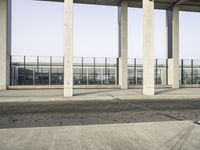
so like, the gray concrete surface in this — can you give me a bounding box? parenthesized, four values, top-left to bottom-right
(1, 88, 200, 102)
(0, 89, 200, 149)
(0, 121, 199, 150)
(0, 98, 200, 128)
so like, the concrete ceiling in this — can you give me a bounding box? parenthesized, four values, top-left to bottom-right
(38, 0, 200, 12)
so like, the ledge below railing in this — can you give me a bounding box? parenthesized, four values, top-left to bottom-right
(8, 85, 173, 90)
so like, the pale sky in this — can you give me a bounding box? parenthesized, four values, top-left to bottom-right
(12, 0, 200, 59)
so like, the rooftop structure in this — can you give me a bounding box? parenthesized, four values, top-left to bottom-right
(39, 0, 200, 12)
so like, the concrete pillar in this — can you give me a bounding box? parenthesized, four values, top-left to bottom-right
(118, 1, 128, 89)
(64, 0, 73, 97)
(143, 0, 155, 95)
(0, 0, 11, 90)
(166, 6, 180, 88)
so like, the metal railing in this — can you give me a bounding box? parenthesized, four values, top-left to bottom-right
(10, 56, 118, 86)
(180, 59, 200, 85)
(10, 55, 200, 86)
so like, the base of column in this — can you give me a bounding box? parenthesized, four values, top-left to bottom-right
(172, 84, 180, 89)
(168, 59, 180, 89)
(64, 87, 73, 97)
(118, 57, 128, 90)
(0, 85, 7, 91)
(120, 84, 128, 89)
(143, 87, 155, 96)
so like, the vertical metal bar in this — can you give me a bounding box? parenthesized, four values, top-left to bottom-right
(94, 57, 96, 84)
(134, 58, 136, 85)
(191, 59, 193, 84)
(100, 67, 103, 85)
(181, 59, 184, 85)
(49, 56, 52, 85)
(41, 68, 43, 85)
(16, 67, 18, 85)
(63, 56, 64, 85)
(10, 55, 12, 85)
(32, 57, 36, 85)
(115, 58, 117, 85)
(166, 59, 168, 85)
(23, 56, 26, 85)
(108, 59, 110, 83)
(81, 57, 84, 84)
(14, 66, 16, 85)
(87, 68, 89, 85)
(37, 56, 39, 85)
(155, 59, 158, 85)
(32, 59, 34, 85)
(117, 58, 119, 85)
(105, 58, 107, 85)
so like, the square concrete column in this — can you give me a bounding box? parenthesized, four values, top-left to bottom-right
(166, 6, 180, 88)
(64, 0, 73, 97)
(118, 1, 128, 89)
(143, 0, 155, 95)
(0, 0, 11, 90)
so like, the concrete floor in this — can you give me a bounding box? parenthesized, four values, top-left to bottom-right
(0, 88, 200, 149)
(0, 99, 200, 128)
(1, 88, 200, 102)
(0, 121, 200, 150)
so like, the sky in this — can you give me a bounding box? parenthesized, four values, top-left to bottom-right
(12, 0, 200, 59)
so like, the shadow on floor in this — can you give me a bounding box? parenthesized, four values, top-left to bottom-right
(0, 99, 200, 129)
(0, 89, 128, 97)
(73, 89, 121, 96)
(156, 88, 180, 95)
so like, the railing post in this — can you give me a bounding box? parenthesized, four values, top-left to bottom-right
(81, 57, 84, 85)
(134, 58, 136, 85)
(117, 58, 119, 85)
(33, 63, 35, 85)
(63, 56, 64, 84)
(49, 56, 52, 85)
(191, 59, 193, 84)
(181, 59, 184, 85)
(166, 59, 168, 85)
(115, 58, 117, 85)
(10, 55, 12, 85)
(23, 56, 26, 85)
(105, 57, 107, 85)
(37, 56, 39, 85)
(155, 59, 158, 85)
(94, 57, 96, 84)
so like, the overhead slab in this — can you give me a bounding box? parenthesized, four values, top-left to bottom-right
(38, 0, 200, 12)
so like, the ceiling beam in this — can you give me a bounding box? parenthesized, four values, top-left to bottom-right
(167, 0, 189, 10)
